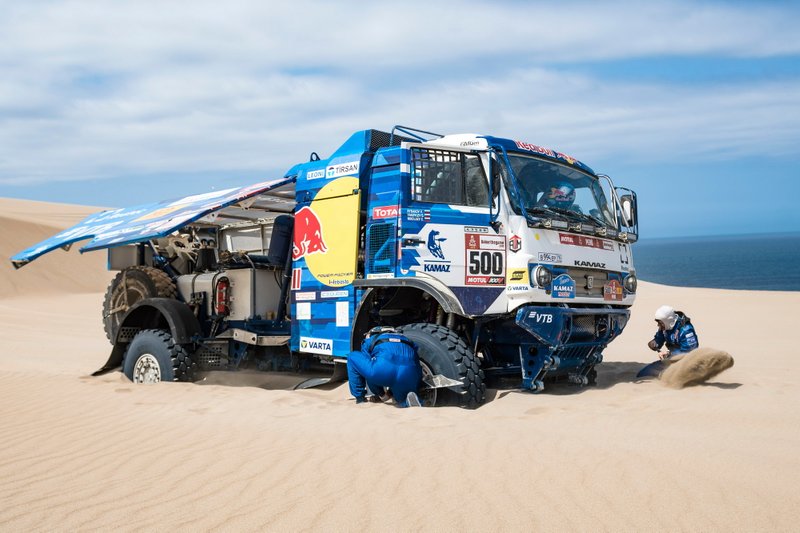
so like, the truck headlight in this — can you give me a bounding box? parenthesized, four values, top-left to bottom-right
(533, 265, 552, 288)
(623, 273, 637, 293)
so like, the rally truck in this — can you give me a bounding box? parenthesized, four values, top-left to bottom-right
(12, 126, 639, 408)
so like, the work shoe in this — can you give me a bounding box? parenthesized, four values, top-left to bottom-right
(406, 392, 422, 407)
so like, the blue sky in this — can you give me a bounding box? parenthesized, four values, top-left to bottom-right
(1, 0, 798, 238)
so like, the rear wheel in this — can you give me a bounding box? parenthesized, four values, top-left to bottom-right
(122, 329, 197, 383)
(398, 323, 486, 409)
(103, 266, 177, 343)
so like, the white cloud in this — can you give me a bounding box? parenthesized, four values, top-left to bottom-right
(0, 0, 799, 187)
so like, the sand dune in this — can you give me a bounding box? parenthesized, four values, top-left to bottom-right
(1, 197, 798, 531)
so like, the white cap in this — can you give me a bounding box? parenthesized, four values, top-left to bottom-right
(654, 305, 678, 330)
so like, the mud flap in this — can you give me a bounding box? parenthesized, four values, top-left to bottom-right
(422, 374, 463, 389)
(293, 362, 349, 390)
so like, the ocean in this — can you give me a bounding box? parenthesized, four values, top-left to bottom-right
(632, 232, 800, 291)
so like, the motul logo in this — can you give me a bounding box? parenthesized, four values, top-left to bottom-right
(372, 206, 399, 219)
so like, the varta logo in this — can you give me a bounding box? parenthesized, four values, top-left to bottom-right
(424, 263, 451, 272)
(299, 336, 333, 355)
(574, 260, 606, 269)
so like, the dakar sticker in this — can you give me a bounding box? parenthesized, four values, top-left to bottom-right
(603, 279, 624, 301)
(465, 234, 506, 285)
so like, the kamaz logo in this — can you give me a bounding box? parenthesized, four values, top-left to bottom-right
(574, 260, 606, 268)
(424, 263, 451, 272)
(528, 311, 553, 323)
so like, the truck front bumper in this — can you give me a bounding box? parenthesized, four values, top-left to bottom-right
(514, 305, 630, 391)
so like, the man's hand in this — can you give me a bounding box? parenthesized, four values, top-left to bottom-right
(658, 351, 670, 360)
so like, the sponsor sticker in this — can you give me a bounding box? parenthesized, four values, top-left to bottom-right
(506, 268, 530, 292)
(372, 205, 399, 219)
(559, 233, 614, 251)
(603, 279, 624, 301)
(307, 169, 325, 180)
(465, 234, 506, 285)
(320, 290, 349, 298)
(294, 292, 316, 301)
(509, 234, 522, 253)
(299, 336, 333, 355)
(366, 273, 394, 279)
(464, 226, 490, 234)
(538, 252, 562, 263)
(291, 268, 302, 291)
(551, 273, 576, 299)
(326, 161, 360, 179)
(296, 302, 311, 320)
(528, 310, 554, 323)
(407, 209, 430, 222)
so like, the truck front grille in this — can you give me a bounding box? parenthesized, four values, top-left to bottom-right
(564, 267, 610, 297)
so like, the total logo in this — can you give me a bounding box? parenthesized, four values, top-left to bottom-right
(372, 205, 399, 219)
(299, 336, 333, 355)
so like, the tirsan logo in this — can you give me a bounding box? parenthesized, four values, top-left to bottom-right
(372, 205, 399, 219)
(326, 161, 360, 178)
(574, 260, 606, 269)
(424, 263, 451, 272)
(528, 311, 554, 324)
(299, 337, 333, 355)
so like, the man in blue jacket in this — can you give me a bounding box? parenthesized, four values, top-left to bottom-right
(347, 326, 423, 407)
(637, 305, 700, 378)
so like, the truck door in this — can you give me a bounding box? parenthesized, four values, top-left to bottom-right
(291, 176, 361, 357)
(401, 145, 506, 315)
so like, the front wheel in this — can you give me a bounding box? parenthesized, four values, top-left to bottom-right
(398, 323, 486, 409)
(122, 329, 197, 383)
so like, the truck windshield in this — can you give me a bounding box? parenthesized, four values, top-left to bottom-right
(502, 154, 615, 227)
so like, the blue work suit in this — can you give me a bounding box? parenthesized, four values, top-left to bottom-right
(652, 313, 699, 356)
(347, 333, 422, 407)
(637, 313, 699, 378)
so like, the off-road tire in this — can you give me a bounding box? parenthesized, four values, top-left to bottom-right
(398, 323, 486, 409)
(103, 266, 177, 343)
(122, 329, 197, 383)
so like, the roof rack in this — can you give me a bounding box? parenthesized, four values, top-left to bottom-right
(390, 125, 444, 144)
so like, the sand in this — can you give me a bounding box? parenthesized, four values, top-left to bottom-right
(1, 197, 799, 531)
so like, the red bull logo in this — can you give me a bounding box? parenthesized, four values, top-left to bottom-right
(293, 206, 327, 260)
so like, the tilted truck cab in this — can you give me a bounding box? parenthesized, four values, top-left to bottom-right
(12, 126, 639, 408)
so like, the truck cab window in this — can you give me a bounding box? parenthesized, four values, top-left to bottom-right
(411, 148, 488, 207)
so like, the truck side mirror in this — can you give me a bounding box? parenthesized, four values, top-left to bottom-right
(620, 195, 636, 227)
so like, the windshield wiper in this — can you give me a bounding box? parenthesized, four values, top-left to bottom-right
(526, 206, 607, 228)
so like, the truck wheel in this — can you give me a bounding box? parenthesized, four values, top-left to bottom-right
(122, 329, 197, 383)
(398, 323, 486, 409)
(103, 266, 177, 343)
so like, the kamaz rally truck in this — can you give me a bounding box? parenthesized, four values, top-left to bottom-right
(11, 126, 639, 408)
